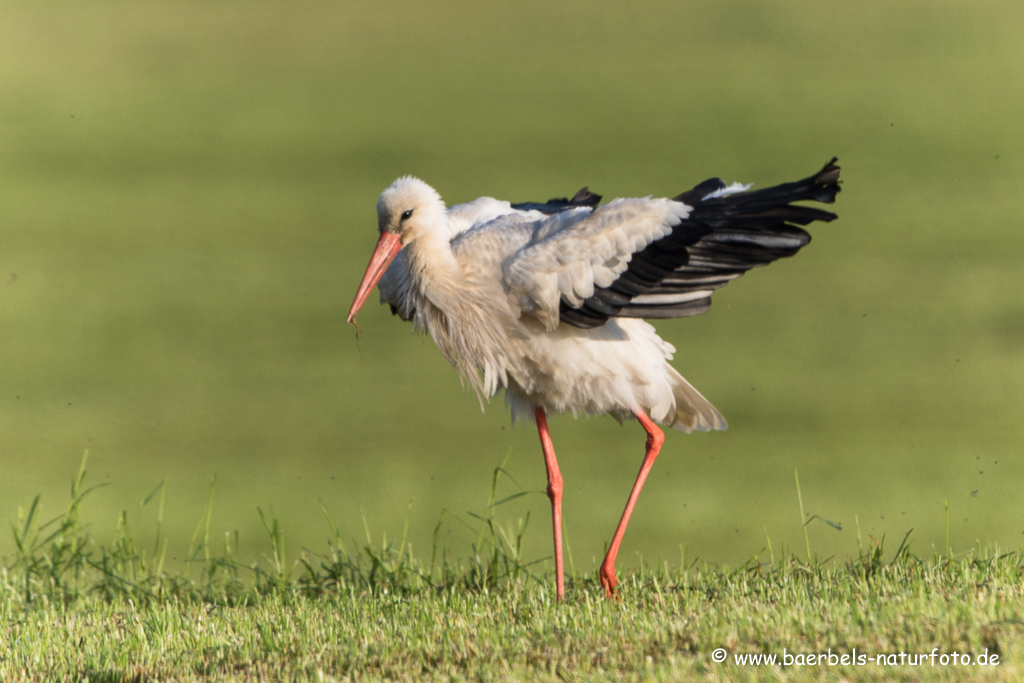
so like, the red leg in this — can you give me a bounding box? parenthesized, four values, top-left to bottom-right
(535, 406, 565, 601)
(600, 409, 665, 597)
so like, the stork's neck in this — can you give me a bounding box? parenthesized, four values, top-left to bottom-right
(403, 219, 463, 312)
(401, 213, 519, 403)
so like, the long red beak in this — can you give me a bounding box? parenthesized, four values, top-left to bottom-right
(347, 231, 403, 325)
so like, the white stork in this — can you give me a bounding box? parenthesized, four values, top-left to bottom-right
(346, 159, 841, 600)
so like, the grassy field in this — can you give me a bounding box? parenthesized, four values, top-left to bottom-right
(2, 460, 1024, 681)
(1, 0, 1023, 678)
(5, 556, 1024, 682)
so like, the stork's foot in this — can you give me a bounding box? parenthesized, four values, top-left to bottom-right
(599, 561, 619, 599)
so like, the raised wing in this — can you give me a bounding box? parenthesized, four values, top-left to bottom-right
(503, 198, 692, 330)
(559, 158, 841, 328)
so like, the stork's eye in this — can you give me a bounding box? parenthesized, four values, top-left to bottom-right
(400, 209, 414, 221)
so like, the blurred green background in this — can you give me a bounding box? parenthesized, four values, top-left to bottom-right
(1, 0, 1022, 571)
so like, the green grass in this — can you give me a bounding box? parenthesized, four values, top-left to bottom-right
(3, 457, 1024, 681)
(6, 558, 1024, 682)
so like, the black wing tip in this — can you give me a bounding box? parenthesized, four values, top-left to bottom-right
(812, 157, 841, 200)
(675, 157, 842, 205)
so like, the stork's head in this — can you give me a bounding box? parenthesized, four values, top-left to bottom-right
(347, 177, 446, 325)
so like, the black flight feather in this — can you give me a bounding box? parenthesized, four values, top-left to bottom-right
(559, 158, 841, 328)
(511, 187, 603, 214)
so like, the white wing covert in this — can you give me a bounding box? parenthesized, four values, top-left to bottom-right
(502, 198, 691, 330)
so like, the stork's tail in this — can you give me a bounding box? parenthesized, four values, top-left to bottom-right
(664, 365, 728, 433)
